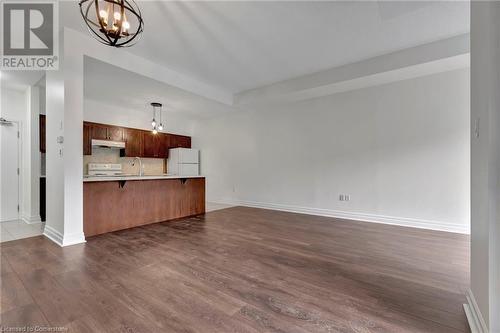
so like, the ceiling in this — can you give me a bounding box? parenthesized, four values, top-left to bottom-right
(61, 1, 470, 94)
(83, 57, 236, 118)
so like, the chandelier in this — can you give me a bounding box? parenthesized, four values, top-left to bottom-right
(79, 0, 144, 47)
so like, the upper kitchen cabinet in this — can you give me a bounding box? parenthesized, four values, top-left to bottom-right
(170, 134, 191, 149)
(108, 126, 124, 141)
(90, 123, 108, 140)
(143, 131, 168, 158)
(123, 128, 143, 157)
(39, 115, 46, 153)
(82, 121, 190, 159)
(90, 123, 123, 141)
(83, 122, 92, 155)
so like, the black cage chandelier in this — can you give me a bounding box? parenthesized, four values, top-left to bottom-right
(79, 0, 144, 47)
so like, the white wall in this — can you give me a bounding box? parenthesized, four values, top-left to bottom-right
(44, 70, 66, 244)
(84, 99, 195, 136)
(469, 1, 500, 332)
(194, 68, 470, 233)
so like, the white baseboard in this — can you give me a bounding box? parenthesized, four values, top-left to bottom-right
(212, 198, 469, 234)
(21, 214, 42, 224)
(0, 217, 19, 223)
(62, 233, 86, 247)
(464, 289, 489, 333)
(43, 225, 63, 246)
(43, 225, 86, 247)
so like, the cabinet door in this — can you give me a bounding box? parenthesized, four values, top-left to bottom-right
(169, 135, 179, 148)
(39, 115, 46, 153)
(179, 136, 191, 148)
(108, 126, 123, 141)
(123, 128, 142, 157)
(142, 131, 159, 158)
(91, 124, 109, 140)
(171, 135, 191, 148)
(83, 122, 92, 155)
(156, 134, 169, 158)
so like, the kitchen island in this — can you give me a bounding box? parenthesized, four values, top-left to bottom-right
(83, 175, 205, 237)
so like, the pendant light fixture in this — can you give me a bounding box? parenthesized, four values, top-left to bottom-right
(158, 105, 164, 131)
(79, 0, 144, 48)
(150, 102, 162, 134)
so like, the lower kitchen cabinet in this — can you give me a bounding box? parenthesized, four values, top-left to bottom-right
(83, 177, 205, 237)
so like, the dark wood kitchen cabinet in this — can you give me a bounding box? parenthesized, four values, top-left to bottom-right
(170, 134, 191, 149)
(123, 128, 143, 157)
(83, 122, 92, 155)
(108, 126, 124, 141)
(84, 177, 205, 237)
(90, 123, 123, 141)
(82, 121, 191, 158)
(39, 115, 46, 153)
(143, 132, 168, 158)
(90, 123, 109, 140)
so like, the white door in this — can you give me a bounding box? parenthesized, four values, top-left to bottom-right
(0, 120, 19, 222)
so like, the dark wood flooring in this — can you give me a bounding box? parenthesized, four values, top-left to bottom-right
(1, 206, 470, 332)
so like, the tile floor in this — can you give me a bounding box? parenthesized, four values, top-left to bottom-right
(0, 220, 44, 243)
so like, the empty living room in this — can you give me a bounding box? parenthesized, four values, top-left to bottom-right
(0, 1, 498, 332)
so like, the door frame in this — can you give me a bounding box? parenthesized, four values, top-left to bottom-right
(0, 120, 22, 223)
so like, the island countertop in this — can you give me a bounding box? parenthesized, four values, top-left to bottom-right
(83, 174, 205, 182)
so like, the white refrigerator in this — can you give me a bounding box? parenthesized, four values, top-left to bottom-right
(167, 148, 200, 176)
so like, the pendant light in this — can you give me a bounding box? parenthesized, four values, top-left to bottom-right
(158, 105, 164, 131)
(79, 0, 144, 48)
(150, 102, 162, 134)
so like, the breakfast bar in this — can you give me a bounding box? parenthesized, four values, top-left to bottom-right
(83, 176, 205, 237)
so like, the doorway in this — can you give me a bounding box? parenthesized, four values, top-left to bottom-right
(0, 118, 20, 222)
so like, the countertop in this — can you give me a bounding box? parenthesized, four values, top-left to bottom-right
(83, 174, 205, 182)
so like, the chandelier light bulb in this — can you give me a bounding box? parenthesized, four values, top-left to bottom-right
(158, 123, 163, 131)
(122, 20, 130, 31)
(151, 119, 156, 128)
(99, 9, 108, 19)
(152, 128, 158, 135)
(114, 11, 121, 21)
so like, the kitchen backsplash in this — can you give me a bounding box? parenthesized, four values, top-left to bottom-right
(83, 148, 166, 175)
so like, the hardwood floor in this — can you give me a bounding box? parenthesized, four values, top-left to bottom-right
(0, 206, 470, 332)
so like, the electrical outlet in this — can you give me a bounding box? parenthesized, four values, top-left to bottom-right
(339, 194, 350, 201)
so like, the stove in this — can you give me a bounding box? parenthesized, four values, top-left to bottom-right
(87, 163, 123, 176)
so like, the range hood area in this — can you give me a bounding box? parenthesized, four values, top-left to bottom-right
(91, 139, 125, 149)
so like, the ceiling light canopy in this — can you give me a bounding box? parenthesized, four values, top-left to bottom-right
(79, 0, 144, 48)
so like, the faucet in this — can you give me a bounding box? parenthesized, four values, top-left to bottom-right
(131, 157, 144, 176)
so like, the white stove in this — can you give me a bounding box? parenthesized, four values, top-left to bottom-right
(87, 163, 123, 176)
